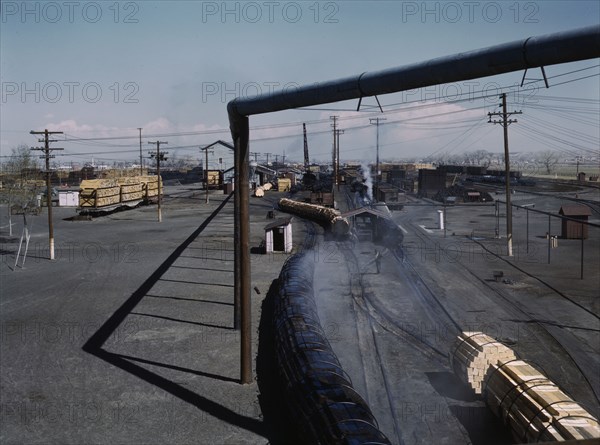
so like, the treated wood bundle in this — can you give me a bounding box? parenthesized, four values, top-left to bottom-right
(98, 168, 139, 179)
(138, 175, 162, 199)
(117, 178, 144, 203)
(452, 331, 517, 394)
(79, 179, 121, 207)
(117, 176, 141, 184)
(485, 360, 600, 442)
(453, 332, 600, 442)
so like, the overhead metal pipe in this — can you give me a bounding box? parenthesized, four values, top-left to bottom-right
(228, 25, 600, 384)
(228, 25, 599, 119)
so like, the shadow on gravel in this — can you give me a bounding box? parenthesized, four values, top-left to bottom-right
(426, 371, 479, 402)
(448, 405, 513, 445)
(427, 372, 513, 445)
(257, 278, 304, 445)
(82, 192, 268, 438)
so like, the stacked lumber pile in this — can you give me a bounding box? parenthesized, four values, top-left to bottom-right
(117, 177, 144, 203)
(98, 168, 140, 179)
(452, 331, 517, 394)
(79, 179, 120, 208)
(452, 332, 600, 443)
(486, 360, 600, 442)
(138, 175, 162, 200)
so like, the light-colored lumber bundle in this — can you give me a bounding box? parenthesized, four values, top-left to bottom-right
(138, 175, 162, 199)
(117, 178, 144, 203)
(485, 360, 600, 442)
(79, 179, 120, 207)
(452, 331, 517, 394)
(452, 332, 600, 442)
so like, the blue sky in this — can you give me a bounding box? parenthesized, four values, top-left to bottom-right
(1, 1, 599, 167)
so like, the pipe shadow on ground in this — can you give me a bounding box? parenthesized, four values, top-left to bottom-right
(81, 192, 268, 438)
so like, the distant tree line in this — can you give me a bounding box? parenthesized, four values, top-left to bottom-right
(428, 149, 560, 174)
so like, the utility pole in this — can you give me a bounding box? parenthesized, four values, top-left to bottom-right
(148, 141, 168, 222)
(370, 117, 386, 202)
(335, 128, 344, 191)
(488, 93, 521, 257)
(138, 128, 143, 175)
(330, 116, 338, 188)
(303, 123, 309, 170)
(30, 129, 63, 260)
(201, 146, 214, 204)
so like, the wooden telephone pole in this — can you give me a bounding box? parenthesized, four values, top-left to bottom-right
(201, 146, 214, 204)
(30, 129, 63, 260)
(488, 93, 521, 257)
(148, 141, 168, 222)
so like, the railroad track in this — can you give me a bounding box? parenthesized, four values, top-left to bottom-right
(471, 181, 600, 215)
(402, 212, 600, 408)
(340, 186, 461, 360)
(334, 186, 469, 443)
(163, 188, 205, 200)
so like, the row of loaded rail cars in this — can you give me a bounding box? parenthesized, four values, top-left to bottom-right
(78, 175, 162, 213)
(274, 254, 391, 445)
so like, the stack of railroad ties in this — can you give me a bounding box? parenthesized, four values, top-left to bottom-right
(452, 332, 600, 443)
(79, 175, 161, 210)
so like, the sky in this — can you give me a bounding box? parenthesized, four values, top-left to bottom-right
(1, 1, 599, 168)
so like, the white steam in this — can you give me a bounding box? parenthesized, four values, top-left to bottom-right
(361, 161, 373, 202)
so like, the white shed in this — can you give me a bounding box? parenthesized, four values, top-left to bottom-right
(264, 217, 293, 253)
(58, 190, 79, 207)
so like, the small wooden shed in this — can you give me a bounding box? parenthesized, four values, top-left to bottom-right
(559, 205, 591, 239)
(264, 217, 293, 253)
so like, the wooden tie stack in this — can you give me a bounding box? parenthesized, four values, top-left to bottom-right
(117, 178, 144, 202)
(485, 359, 600, 442)
(139, 175, 161, 199)
(452, 331, 517, 395)
(452, 332, 600, 443)
(79, 179, 121, 207)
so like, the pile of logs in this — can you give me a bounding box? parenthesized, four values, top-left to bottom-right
(452, 332, 600, 443)
(278, 198, 349, 237)
(254, 182, 272, 197)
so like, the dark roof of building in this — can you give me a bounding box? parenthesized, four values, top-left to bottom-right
(341, 207, 390, 219)
(264, 217, 293, 231)
(559, 205, 592, 216)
